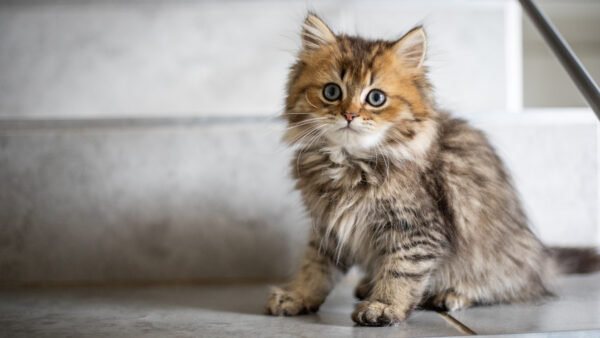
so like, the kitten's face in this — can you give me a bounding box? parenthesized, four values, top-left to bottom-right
(284, 14, 434, 158)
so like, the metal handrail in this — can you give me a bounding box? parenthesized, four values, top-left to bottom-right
(519, 0, 600, 120)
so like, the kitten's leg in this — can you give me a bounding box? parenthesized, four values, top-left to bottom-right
(266, 237, 346, 316)
(354, 274, 373, 300)
(352, 228, 446, 326)
(352, 264, 434, 326)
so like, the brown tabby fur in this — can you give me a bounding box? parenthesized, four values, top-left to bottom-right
(265, 13, 600, 326)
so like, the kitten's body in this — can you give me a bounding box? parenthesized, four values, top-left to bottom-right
(266, 14, 599, 326)
(296, 111, 553, 302)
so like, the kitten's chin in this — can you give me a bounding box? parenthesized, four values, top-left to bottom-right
(325, 128, 386, 156)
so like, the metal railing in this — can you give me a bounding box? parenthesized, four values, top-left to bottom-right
(519, 0, 600, 120)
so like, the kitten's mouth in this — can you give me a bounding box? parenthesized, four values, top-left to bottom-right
(338, 126, 359, 133)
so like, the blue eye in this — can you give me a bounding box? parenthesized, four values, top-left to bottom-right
(322, 83, 342, 101)
(366, 89, 386, 107)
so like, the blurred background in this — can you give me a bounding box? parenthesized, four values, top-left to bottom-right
(0, 0, 599, 287)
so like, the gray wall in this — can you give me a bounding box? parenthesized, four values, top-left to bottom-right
(1, 0, 598, 285)
(523, 0, 600, 108)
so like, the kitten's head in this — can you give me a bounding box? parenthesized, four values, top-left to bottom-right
(284, 13, 436, 160)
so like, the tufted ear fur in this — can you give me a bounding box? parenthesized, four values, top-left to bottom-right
(393, 26, 427, 69)
(301, 13, 336, 51)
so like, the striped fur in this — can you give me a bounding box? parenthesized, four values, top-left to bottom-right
(266, 13, 593, 326)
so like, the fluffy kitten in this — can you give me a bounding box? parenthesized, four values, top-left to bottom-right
(266, 13, 600, 326)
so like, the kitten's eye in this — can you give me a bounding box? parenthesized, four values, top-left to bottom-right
(366, 89, 386, 107)
(322, 83, 342, 101)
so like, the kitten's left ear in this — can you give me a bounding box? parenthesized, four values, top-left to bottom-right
(301, 13, 336, 51)
(393, 26, 427, 69)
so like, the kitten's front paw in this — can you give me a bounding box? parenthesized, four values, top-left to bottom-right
(266, 287, 319, 316)
(351, 300, 407, 326)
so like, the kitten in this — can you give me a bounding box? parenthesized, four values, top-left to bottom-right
(266, 13, 600, 326)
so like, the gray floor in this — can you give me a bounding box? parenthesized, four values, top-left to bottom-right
(1, 274, 599, 337)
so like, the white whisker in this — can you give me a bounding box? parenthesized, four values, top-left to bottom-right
(285, 117, 329, 130)
(295, 127, 327, 174)
(289, 124, 323, 145)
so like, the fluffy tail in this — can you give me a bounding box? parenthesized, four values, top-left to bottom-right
(548, 247, 600, 274)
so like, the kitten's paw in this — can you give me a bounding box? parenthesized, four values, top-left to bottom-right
(351, 300, 407, 326)
(353, 277, 372, 300)
(432, 291, 473, 312)
(266, 287, 319, 316)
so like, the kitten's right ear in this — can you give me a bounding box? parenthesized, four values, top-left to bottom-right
(301, 13, 336, 51)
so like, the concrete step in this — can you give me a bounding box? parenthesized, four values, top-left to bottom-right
(0, 111, 598, 285)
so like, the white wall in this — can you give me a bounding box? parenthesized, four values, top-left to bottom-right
(0, 0, 511, 118)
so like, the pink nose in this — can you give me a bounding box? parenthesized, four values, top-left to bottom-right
(344, 112, 357, 121)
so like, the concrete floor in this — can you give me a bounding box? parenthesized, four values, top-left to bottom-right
(1, 274, 599, 337)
